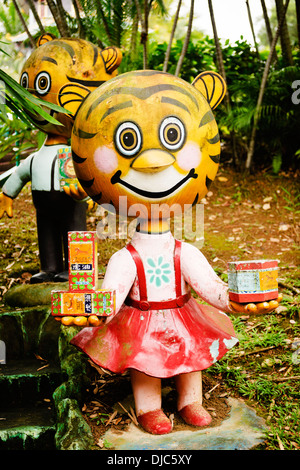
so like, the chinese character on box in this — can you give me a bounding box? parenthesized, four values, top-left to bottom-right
(68, 231, 98, 291)
(51, 290, 115, 317)
(228, 260, 278, 303)
(51, 231, 115, 318)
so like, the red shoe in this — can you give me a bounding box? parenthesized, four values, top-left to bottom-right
(179, 402, 212, 427)
(137, 409, 173, 435)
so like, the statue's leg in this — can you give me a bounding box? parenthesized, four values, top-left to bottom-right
(130, 368, 172, 435)
(175, 371, 212, 426)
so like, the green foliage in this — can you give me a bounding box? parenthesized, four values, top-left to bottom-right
(0, 112, 36, 161)
(0, 68, 69, 128)
(0, 0, 299, 171)
(148, 36, 217, 82)
(0, 0, 27, 36)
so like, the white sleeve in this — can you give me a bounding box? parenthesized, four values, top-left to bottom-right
(101, 247, 137, 315)
(181, 241, 231, 312)
(2, 153, 35, 198)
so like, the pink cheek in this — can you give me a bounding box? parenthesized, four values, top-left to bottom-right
(93, 146, 118, 174)
(177, 143, 202, 171)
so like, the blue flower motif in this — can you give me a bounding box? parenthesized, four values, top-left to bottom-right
(146, 256, 171, 287)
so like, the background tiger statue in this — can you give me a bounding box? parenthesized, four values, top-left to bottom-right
(0, 34, 122, 284)
(66, 70, 281, 435)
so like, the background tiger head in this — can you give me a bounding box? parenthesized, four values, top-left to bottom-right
(20, 33, 122, 138)
(71, 70, 226, 219)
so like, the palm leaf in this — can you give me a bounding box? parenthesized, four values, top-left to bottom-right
(0, 69, 70, 126)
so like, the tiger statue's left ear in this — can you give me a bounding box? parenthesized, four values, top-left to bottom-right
(192, 71, 227, 110)
(36, 32, 57, 47)
(100, 47, 123, 74)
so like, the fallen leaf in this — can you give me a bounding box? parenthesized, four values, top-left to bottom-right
(263, 203, 271, 210)
(276, 434, 285, 450)
(279, 224, 290, 231)
(96, 438, 104, 448)
(218, 176, 228, 182)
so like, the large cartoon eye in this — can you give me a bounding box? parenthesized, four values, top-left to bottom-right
(20, 72, 29, 89)
(159, 117, 185, 150)
(34, 71, 51, 95)
(115, 122, 142, 157)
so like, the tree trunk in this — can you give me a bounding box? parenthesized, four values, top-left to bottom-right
(260, 0, 278, 61)
(12, 0, 36, 48)
(246, 0, 260, 58)
(208, 0, 239, 168)
(246, 0, 290, 170)
(130, 13, 139, 61)
(134, 0, 148, 69)
(56, 0, 71, 36)
(26, 0, 46, 35)
(71, 0, 84, 38)
(46, 0, 66, 37)
(275, 0, 293, 65)
(295, 0, 300, 45)
(96, 0, 113, 44)
(175, 0, 194, 76)
(208, 0, 226, 82)
(163, 0, 182, 72)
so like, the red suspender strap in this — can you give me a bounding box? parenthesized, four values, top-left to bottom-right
(125, 243, 148, 301)
(174, 239, 182, 298)
(125, 239, 190, 311)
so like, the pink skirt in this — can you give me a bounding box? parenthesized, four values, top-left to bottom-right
(70, 297, 238, 378)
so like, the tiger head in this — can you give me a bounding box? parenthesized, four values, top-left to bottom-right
(71, 70, 226, 219)
(20, 33, 122, 138)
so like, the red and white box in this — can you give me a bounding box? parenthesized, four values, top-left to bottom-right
(228, 259, 278, 303)
(68, 231, 98, 292)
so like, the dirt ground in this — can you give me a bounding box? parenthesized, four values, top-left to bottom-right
(0, 164, 299, 447)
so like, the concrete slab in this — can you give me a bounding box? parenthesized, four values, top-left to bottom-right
(103, 397, 266, 450)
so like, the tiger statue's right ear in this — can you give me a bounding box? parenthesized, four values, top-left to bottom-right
(100, 47, 123, 74)
(36, 33, 57, 47)
(192, 71, 226, 110)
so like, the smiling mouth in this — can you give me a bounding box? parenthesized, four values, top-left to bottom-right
(110, 168, 198, 199)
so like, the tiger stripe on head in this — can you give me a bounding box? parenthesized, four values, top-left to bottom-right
(20, 34, 122, 138)
(71, 70, 226, 218)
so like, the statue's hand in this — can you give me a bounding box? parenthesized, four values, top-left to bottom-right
(230, 293, 283, 314)
(63, 182, 88, 200)
(63, 182, 95, 211)
(0, 193, 13, 218)
(54, 315, 105, 327)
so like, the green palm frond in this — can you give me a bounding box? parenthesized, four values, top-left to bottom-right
(0, 69, 70, 127)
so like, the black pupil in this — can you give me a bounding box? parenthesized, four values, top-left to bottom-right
(40, 78, 47, 88)
(123, 132, 134, 147)
(22, 78, 27, 87)
(167, 128, 178, 142)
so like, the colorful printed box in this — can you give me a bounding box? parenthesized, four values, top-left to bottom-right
(228, 260, 278, 303)
(57, 146, 78, 190)
(68, 231, 98, 291)
(51, 290, 115, 317)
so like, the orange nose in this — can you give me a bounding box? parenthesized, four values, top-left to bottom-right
(131, 149, 175, 173)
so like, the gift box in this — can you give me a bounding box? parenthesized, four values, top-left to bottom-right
(68, 231, 98, 291)
(51, 290, 115, 317)
(57, 146, 78, 190)
(228, 259, 278, 303)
